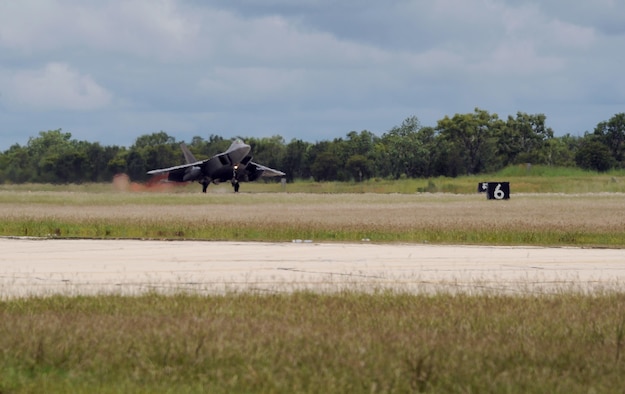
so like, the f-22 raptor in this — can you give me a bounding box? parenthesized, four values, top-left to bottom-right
(147, 138, 285, 193)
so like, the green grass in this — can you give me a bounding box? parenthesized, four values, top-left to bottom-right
(2, 292, 625, 393)
(2, 218, 625, 247)
(278, 165, 625, 194)
(3, 165, 625, 195)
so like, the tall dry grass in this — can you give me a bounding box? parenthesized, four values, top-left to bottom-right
(1, 191, 624, 246)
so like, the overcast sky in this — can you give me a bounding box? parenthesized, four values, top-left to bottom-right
(1, 0, 623, 150)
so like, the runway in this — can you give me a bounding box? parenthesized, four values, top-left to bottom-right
(1, 238, 624, 297)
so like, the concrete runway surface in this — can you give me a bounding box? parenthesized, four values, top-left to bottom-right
(1, 238, 624, 297)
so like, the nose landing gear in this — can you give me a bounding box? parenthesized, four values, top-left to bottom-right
(232, 166, 240, 193)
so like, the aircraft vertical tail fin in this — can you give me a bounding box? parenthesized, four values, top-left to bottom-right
(180, 143, 198, 164)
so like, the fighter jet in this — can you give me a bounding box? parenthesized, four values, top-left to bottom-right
(147, 138, 285, 193)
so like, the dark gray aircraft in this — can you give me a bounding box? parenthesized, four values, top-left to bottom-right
(147, 138, 285, 193)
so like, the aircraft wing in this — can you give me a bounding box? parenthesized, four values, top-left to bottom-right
(249, 161, 286, 177)
(147, 160, 206, 175)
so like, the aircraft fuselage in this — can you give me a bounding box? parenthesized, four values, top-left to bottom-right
(147, 138, 284, 193)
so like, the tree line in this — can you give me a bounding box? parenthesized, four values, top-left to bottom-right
(1, 108, 624, 184)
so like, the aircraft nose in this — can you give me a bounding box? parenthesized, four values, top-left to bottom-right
(233, 143, 251, 162)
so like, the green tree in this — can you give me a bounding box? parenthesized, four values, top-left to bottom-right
(594, 113, 625, 167)
(371, 141, 391, 179)
(133, 131, 176, 148)
(342, 130, 378, 180)
(499, 112, 554, 165)
(78, 141, 121, 182)
(51, 150, 88, 183)
(0, 144, 34, 183)
(345, 154, 372, 181)
(25, 129, 87, 183)
(108, 149, 129, 175)
(307, 141, 342, 181)
(284, 139, 311, 181)
(575, 136, 615, 172)
(436, 108, 502, 175)
(544, 134, 578, 167)
(344, 130, 377, 157)
(413, 126, 438, 177)
(380, 116, 426, 179)
(126, 150, 147, 181)
(311, 151, 340, 181)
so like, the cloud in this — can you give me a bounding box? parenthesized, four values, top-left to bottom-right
(0, 0, 624, 150)
(0, 0, 200, 61)
(3, 62, 112, 110)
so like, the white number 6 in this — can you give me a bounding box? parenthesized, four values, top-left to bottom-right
(494, 183, 505, 200)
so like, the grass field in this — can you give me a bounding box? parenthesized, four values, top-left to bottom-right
(2, 292, 625, 393)
(1, 186, 624, 247)
(2, 170, 625, 392)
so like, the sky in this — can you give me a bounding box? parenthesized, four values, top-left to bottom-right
(1, 0, 624, 150)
